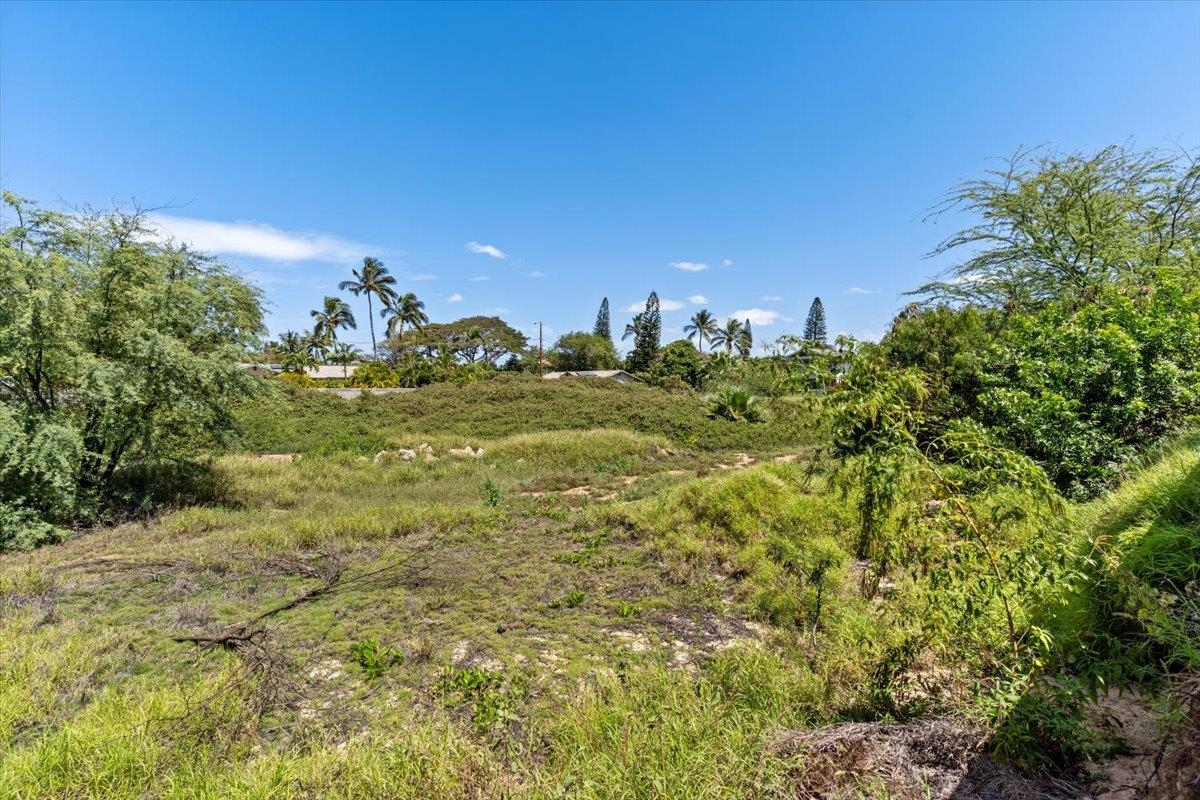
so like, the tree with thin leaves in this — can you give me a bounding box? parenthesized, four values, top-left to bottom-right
(710, 317, 745, 354)
(683, 309, 718, 354)
(310, 296, 356, 344)
(803, 297, 827, 344)
(381, 291, 429, 343)
(338, 257, 398, 358)
(593, 297, 611, 342)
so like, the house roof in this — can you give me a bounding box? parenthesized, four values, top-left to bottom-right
(543, 370, 640, 381)
(305, 365, 359, 380)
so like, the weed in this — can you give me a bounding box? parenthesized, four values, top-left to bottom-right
(435, 665, 524, 731)
(348, 637, 403, 679)
(614, 600, 640, 618)
(481, 478, 501, 507)
(549, 590, 586, 609)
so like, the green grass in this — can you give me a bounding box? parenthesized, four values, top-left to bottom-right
(234, 374, 821, 455)
(0, 421, 856, 799)
(5, 369, 1191, 797)
(1055, 433, 1200, 680)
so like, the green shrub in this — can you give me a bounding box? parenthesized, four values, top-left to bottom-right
(708, 388, 764, 422)
(277, 371, 315, 388)
(348, 637, 403, 679)
(0, 503, 61, 551)
(481, 478, 501, 507)
(349, 362, 399, 388)
(990, 683, 1101, 775)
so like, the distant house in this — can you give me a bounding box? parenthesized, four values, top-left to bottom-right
(306, 365, 359, 380)
(236, 363, 358, 380)
(542, 369, 641, 384)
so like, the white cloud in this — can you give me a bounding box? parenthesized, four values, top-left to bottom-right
(727, 308, 792, 326)
(407, 273, 438, 281)
(722, 259, 733, 267)
(468, 275, 491, 282)
(844, 286, 878, 295)
(146, 213, 372, 264)
(669, 260, 708, 272)
(466, 241, 506, 259)
(528, 271, 546, 278)
(688, 294, 708, 305)
(446, 293, 463, 303)
(621, 298, 685, 313)
(761, 294, 782, 301)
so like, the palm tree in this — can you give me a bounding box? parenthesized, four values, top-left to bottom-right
(622, 313, 644, 342)
(736, 319, 753, 358)
(304, 329, 330, 363)
(278, 330, 317, 374)
(328, 342, 361, 378)
(338, 257, 398, 358)
(380, 292, 429, 343)
(310, 296, 357, 344)
(710, 318, 745, 354)
(683, 309, 718, 354)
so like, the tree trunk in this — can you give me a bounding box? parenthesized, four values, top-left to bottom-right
(367, 294, 376, 359)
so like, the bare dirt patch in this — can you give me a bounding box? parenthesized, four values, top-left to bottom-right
(773, 718, 1089, 800)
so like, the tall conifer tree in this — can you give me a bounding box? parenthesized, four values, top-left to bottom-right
(593, 297, 611, 341)
(803, 297, 827, 344)
(629, 291, 661, 371)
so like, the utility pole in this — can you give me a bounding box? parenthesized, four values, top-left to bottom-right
(537, 321, 544, 375)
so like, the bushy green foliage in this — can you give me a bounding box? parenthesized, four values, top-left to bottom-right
(622, 464, 856, 632)
(978, 281, 1200, 497)
(0, 194, 263, 548)
(395, 315, 528, 367)
(348, 637, 403, 679)
(876, 278, 1200, 497)
(547, 331, 619, 371)
(708, 388, 764, 422)
(989, 683, 1102, 775)
(276, 371, 316, 388)
(914, 145, 1199, 309)
(348, 361, 400, 388)
(650, 339, 704, 389)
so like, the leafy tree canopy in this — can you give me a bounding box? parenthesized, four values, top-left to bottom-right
(0, 193, 265, 548)
(399, 315, 529, 366)
(913, 145, 1199, 310)
(549, 331, 620, 372)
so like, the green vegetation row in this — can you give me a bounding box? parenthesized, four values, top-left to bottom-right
(234, 374, 818, 456)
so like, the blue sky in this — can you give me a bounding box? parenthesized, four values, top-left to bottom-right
(2, 1, 1197, 351)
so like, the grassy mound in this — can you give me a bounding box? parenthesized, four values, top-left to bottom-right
(1059, 433, 1200, 680)
(235, 374, 819, 454)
